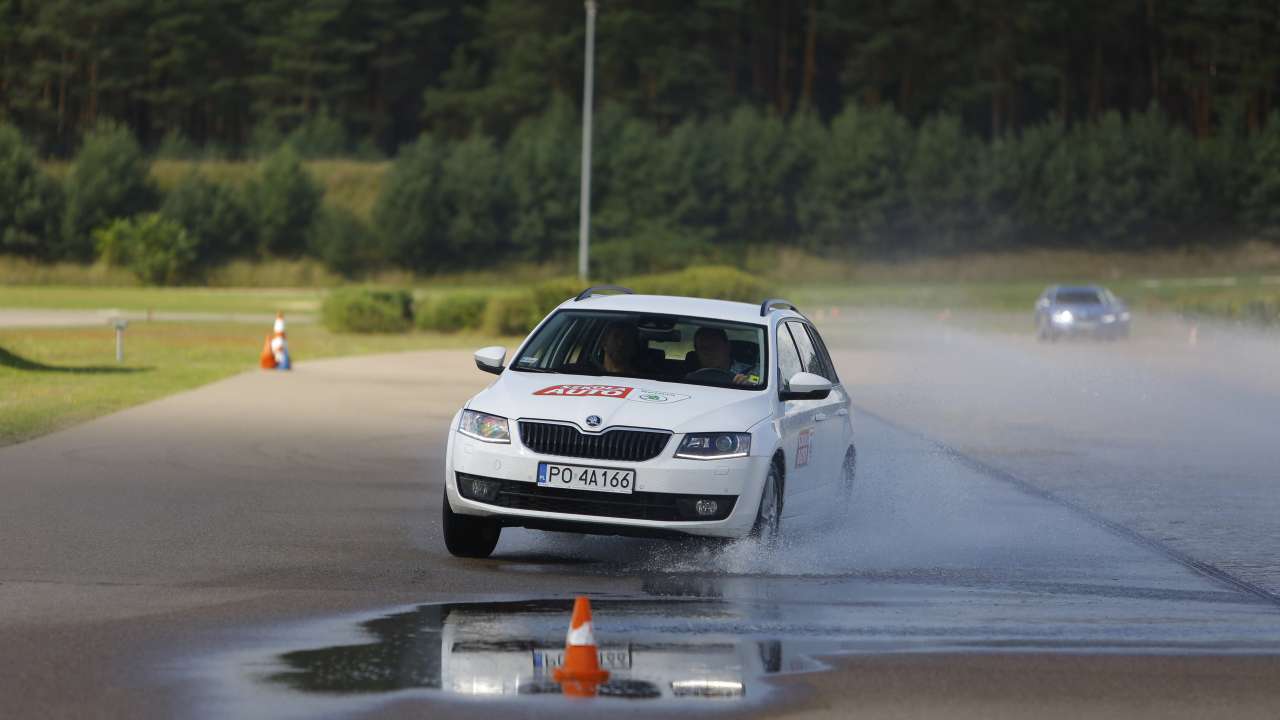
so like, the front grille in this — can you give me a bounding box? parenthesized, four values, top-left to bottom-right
(518, 421, 670, 462)
(457, 473, 736, 522)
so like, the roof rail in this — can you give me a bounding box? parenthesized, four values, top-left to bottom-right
(760, 298, 801, 317)
(574, 285, 635, 302)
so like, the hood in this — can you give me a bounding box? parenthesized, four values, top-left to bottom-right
(468, 371, 772, 434)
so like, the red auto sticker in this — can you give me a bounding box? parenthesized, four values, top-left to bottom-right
(796, 428, 814, 468)
(533, 384, 634, 398)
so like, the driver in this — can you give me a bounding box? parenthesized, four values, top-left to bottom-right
(600, 321, 642, 375)
(692, 327, 758, 385)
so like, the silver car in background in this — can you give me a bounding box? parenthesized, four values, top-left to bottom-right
(1035, 285, 1131, 341)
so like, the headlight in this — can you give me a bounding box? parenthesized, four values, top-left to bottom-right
(675, 432, 751, 460)
(458, 409, 510, 443)
(1101, 313, 1116, 323)
(1119, 311, 1131, 321)
(1051, 310, 1074, 324)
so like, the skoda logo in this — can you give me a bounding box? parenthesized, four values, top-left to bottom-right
(585, 415, 602, 428)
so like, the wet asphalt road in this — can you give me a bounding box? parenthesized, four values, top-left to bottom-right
(2, 313, 1280, 718)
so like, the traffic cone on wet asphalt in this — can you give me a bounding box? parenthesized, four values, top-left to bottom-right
(553, 596, 610, 697)
(259, 333, 276, 369)
(270, 311, 291, 370)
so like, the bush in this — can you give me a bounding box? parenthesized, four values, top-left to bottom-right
(374, 134, 446, 273)
(321, 287, 413, 333)
(247, 119, 284, 158)
(438, 132, 510, 265)
(590, 222, 717, 278)
(160, 171, 255, 266)
(416, 291, 489, 332)
(506, 95, 579, 262)
(63, 121, 156, 261)
(1243, 115, 1280, 236)
(905, 114, 980, 253)
(625, 265, 771, 302)
(797, 105, 911, 254)
(155, 129, 199, 159)
(94, 213, 199, 285)
(0, 125, 62, 258)
(483, 294, 541, 336)
(285, 111, 349, 159)
(245, 147, 323, 256)
(309, 206, 374, 278)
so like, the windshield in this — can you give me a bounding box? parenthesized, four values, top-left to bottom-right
(512, 310, 768, 390)
(1055, 290, 1102, 304)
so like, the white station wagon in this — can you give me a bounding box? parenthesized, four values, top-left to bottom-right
(442, 286, 855, 557)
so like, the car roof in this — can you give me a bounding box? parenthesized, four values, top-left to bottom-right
(1047, 284, 1106, 294)
(554, 293, 796, 325)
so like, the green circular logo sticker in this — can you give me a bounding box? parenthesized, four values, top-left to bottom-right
(639, 393, 665, 401)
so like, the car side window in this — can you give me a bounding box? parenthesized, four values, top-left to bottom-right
(802, 324, 839, 383)
(785, 321, 826, 380)
(776, 324, 803, 389)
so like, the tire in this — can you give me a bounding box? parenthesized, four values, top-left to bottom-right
(841, 445, 857, 502)
(1036, 318, 1055, 342)
(442, 488, 501, 558)
(749, 460, 783, 543)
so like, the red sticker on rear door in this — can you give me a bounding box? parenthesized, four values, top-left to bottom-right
(533, 384, 633, 398)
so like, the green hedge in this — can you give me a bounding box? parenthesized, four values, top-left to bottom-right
(625, 265, 771, 302)
(416, 291, 489, 332)
(321, 287, 412, 333)
(1177, 296, 1280, 327)
(320, 267, 774, 336)
(483, 294, 540, 335)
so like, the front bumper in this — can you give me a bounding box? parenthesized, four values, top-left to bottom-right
(447, 431, 769, 538)
(1050, 318, 1130, 337)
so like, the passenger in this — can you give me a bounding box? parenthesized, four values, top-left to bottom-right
(692, 327, 757, 385)
(600, 321, 643, 375)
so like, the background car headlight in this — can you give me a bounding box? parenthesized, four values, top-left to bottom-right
(458, 409, 510, 443)
(675, 432, 751, 459)
(1051, 310, 1074, 324)
(1102, 313, 1116, 323)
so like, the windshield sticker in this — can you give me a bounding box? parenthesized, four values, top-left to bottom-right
(630, 388, 691, 404)
(534, 384, 633, 398)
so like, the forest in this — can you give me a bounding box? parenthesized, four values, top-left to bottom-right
(1, 1, 1279, 278)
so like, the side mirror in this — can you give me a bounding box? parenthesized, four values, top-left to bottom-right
(780, 371, 832, 401)
(474, 346, 506, 375)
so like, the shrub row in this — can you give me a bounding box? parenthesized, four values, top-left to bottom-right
(10, 104, 1280, 284)
(1176, 297, 1280, 327)
(322, 267, 772, 334)
(321, 288, 414, 334)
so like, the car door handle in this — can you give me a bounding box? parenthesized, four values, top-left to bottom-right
(814, 413, 828, 422)
(836, 408, 849, 416)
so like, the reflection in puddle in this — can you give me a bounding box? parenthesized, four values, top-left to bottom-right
(261, 599, 818, 704)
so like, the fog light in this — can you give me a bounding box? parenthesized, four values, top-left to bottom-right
(465, 476, 500, 501)
(694, 499, 719, 517)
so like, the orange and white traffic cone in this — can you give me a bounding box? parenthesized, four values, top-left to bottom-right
(259, 333, 276, 369)
(270, 311, 291, 370)
(552, 596, 610, 697)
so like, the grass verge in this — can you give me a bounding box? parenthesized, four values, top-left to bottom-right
(0, 322, 509, 447)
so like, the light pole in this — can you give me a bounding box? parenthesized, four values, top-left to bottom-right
(577, 0, 597, 282)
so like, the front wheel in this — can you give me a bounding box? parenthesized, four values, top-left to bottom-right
(442, 488, 501, 558)
(749, 461, 783, 544)
(841, 445, 857, 501)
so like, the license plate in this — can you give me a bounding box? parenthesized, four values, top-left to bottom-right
(533, 646, 632, 674)
(537, 462, 635, 494)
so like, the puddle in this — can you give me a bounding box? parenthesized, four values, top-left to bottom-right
(191, 576, 1280, 716)
(247, 598, 826, 709)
